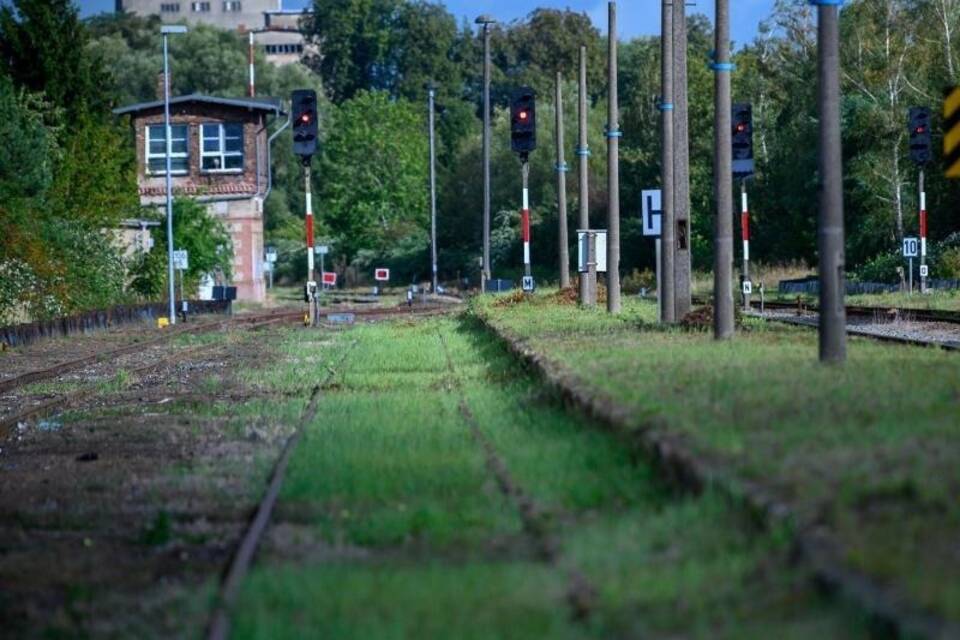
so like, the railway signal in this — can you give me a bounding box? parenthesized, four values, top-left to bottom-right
(291, 89, 318, 160)
(510, 87, 537, 157)
(510, 87, 537, 291)
(292, 89, 319, 325)
(908, 106, 932, 166)
(732, 103, 754, 177)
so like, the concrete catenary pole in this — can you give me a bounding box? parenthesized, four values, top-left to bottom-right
(712, 0, 735, 339)
(578, 46, 596, 307)
(815, 1, 846, 362)
(606, 1, 621, 313)
(477, 16, 496, 290)
(305, 165, 316, 325)
(555, 72, 571, 289)
(161, 26, 187, 324)
(673, 0, 692, 318)
(660, 0, 676, 323)
(428, 85, 439, 293)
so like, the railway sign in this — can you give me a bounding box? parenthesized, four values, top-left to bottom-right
(920, 264, 929, 278)
(902, 237, 919, 258)
(577, 231, 608, 272)
(173, 249, 188, 271)
(945, 86, 960, 179)
(266, 247, 278, 263)
(742, 280, 753, 295)
(315, 245, 329, 256)
(374, 268, 390, 282)
(521, 275, 535, 292)
(641, 189, 662, 237)
(321, 271, 337, 286)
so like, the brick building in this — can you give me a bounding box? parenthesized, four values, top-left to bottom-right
(114, 0, 312, 66)
(114, 94, 285, 302)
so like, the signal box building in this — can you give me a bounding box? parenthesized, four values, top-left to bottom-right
(114, 93, 284, 303)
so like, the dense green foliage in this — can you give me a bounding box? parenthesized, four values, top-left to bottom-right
(0, 0, 137, 324)
(128, 199, 233, 299)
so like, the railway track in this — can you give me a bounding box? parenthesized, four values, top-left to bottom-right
(689, 295, 960, 325)
(0, 308, 299, 394)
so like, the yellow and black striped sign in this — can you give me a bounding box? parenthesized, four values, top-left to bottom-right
(946, 86, 960, 178)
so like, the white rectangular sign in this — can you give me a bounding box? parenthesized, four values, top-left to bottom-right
(902, 237, 919, 258)
(315, 245, 329, 255)
(173, 249, 189, 271)
(642, 189, 662, 237)
(577, 230, 608, 273)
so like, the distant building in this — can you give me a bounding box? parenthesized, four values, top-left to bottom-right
(114, 92, 285, 303)
(115, 0, 312, 66)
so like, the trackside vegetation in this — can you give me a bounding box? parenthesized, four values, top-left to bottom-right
(474, 295, 960, 627)
(226, 317, 868, 638)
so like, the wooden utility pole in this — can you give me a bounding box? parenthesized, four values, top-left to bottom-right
(713, 0, 735, 339)
(660, 0, 676, 323)
(607, 1, 621, 313)
(556, 72, 570, 289)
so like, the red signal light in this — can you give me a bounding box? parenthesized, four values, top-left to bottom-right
(735, 123, 747, 133)
(914, 125, 926, 134)
(519, 110, 529, 121)
(300, 113, 311, 124)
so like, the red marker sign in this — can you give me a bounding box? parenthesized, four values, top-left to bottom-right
(322, 272, 337, 286)
(374, 268, 390, 282)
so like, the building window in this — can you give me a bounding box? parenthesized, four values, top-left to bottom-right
(146, 124, 188, 175)
(223, 1, 241, 11)
(191, 1, 210, 12)
(201, 123, 244, 171)
(160, 3, 180, 12)
(264, 43, 303, 55)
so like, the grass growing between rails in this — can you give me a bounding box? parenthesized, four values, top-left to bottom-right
(475, 295, 960, 625)
(229, 317, 868, 639)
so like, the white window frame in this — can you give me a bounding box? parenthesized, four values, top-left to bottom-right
(146, 124, 189, 176)
(191, 1, 210, 12)
(200, 123, 244, 173)
(223, 1, 241, 11)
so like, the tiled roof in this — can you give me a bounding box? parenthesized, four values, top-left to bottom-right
(114, 94, 284, 116)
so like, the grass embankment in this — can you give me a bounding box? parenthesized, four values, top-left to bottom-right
(227, 318, 866, 639)
(475, 295, 960, 627)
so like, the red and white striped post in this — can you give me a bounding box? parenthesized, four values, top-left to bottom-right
(305, 165, 316, 324)
(521, 161, 532, 284)
(919, 169, 927, 293)
(247, 31, 256, 98)
(740, 180, 751, 309)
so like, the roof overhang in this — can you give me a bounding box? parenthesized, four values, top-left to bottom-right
(113, 94, 285, 117)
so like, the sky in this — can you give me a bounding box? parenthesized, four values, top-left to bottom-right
(78, 0, 777, 46)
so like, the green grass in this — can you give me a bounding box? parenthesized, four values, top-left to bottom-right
(228, 316, 869, 638)
(476, 294, 960, 624)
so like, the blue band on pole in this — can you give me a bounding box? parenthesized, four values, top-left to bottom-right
(555, 163, 569, 172)
(709, 62, 735, 72)
(658, 103, 674, 111)
(606, 130, 623, 138)
(576, 147, 591, 157)
(808, 0, 843, 5)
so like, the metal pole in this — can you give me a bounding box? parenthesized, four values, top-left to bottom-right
(741, 180, 751, 310)
(656, 238, 662, 323)
(163, 33, 176, 325)
(606, 1, 621, 314)
(305, 165, 316, 326)
(919, 169, 927, 293)
(522, 160, 532, 280)
(179, 266, 185, 319)
(428, 85, 439, 293)
(586, 231, 597, 307)
(660, 0, 676, 323)
(672, 0, 692, 318)
(712, 0, 735, 339)
(555, 72, 571, 289)
(578, 45, 595, 307)
(482, 21, 492, 290)
(248, 30, 255, 98)
(815, 2, 847, 363)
